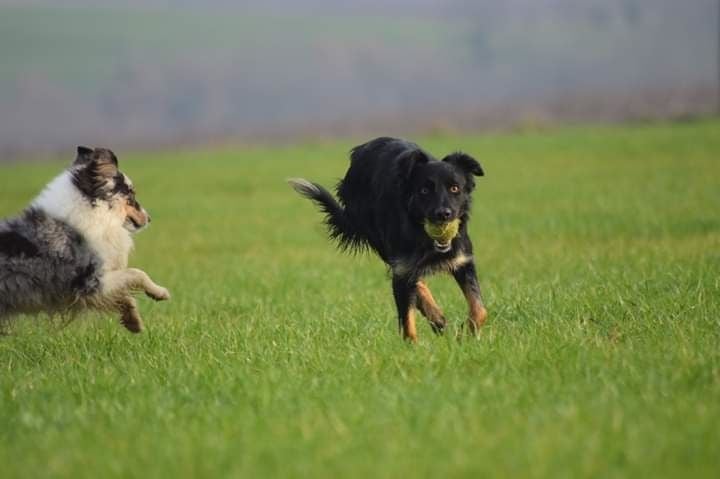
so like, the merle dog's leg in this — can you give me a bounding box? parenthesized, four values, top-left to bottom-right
(102, 268, 170, 301)
(415, 280, 447, 334)
(392, 275, 419, 342)
(100, 269, 168, 333)
(452, 261, 488, 335)
(118, 296, 143, 333)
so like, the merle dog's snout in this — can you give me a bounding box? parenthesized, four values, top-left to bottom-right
(433, 208, 453, 222)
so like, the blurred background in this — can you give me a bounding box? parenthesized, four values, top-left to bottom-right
(0, 0, 717, 157)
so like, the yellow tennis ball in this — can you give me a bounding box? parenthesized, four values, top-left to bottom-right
(423, 219, 460, 243)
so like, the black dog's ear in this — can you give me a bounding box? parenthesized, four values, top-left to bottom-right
(443, 152, 484, 177)
(74, 146, 94, 165)
(397, 149, 430, 180)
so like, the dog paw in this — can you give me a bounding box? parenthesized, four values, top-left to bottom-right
(120, 315, 143, 333)
(429, 318, 447, 335)
(146, 286, 170, 301)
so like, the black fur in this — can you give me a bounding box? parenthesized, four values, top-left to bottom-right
(0, 208, 102, 314)
(290, 137, 487, 340)
(0, 231, 40, 258)
(70, 263, 100, 295)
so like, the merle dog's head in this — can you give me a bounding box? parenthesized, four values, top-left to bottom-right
(400, 148, 484, 227)
(71, 146, 151, 232)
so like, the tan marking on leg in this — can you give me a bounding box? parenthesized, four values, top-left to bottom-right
(401, 308, 418, 342)
(464, 291, 488, 334)
(416, 281, 446, 334)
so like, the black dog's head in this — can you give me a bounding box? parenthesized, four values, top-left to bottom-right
(400, 149, 484, 227)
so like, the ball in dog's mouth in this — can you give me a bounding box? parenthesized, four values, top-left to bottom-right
(424, 219, 460, 253)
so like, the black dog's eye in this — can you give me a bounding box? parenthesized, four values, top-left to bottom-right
(420, 186, 430, 195)
(449, 185, 461, 194)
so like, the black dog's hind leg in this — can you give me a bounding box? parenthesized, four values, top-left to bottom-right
(452, 261, 488, 335)
(392, 275, 418, 342)
(416, 280, 447, 334)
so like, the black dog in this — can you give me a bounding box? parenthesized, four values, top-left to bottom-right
(289, 137, 487, 341)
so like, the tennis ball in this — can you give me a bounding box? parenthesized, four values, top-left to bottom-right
(423, 218, 460, 244)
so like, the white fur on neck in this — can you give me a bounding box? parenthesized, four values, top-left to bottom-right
(32, 170, 133, 272)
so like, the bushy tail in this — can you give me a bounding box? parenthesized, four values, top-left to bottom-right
(287, 178, 365, 252)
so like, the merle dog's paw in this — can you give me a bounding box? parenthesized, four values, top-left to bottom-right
(120, 313, 143, 333)
(146, 286, 170, 301)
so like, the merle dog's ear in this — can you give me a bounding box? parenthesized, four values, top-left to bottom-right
(73, 146, 118, 201)
(74, 146, 94, 165)
(443, 152, 484, 177)
(73, 147, 118, 179)
(91, 148, 119, 177)
(397, 149, 430, 179)
(93, 148, 118, 166)
(71, 148, 120, 201)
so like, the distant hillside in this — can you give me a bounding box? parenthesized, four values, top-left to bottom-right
(0, 1, 716, 154)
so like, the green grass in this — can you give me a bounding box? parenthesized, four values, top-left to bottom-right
(1, 121, 719, 478)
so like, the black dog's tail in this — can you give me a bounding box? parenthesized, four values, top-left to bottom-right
(287, 178, 365, 252)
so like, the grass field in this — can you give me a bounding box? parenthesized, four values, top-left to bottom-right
(1, 121, 719, 477)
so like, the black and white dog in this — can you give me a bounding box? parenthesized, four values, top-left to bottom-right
(289, 137, 487, 341)
(0, 146, 169, 332)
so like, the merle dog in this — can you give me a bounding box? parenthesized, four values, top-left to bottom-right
(289, 137, 487, 341)
(0, 146, 170, 333)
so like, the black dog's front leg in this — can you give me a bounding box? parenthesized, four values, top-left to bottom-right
(392, 274, 419, 342)
(452, 260, 488, 335)
(416, 280, 447, 335)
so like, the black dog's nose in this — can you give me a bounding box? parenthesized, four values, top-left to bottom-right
(434, 208, 452, 222)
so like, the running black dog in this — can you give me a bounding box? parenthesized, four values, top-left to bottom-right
(289, 137, 487, 341)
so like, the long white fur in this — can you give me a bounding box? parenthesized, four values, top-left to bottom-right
(32, 170, 133, 272)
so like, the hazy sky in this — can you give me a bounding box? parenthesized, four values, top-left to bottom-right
(0, 0, 716, 153)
